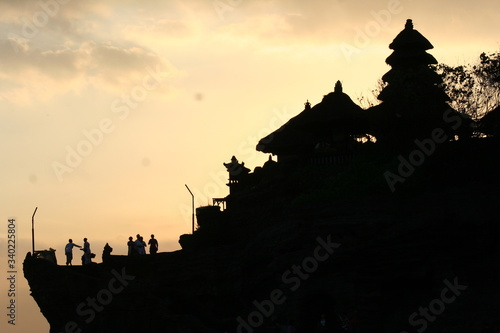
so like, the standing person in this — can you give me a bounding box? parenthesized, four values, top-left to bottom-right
(82, 238, 91, 264)
(127, 236, 136, 256)
(65, 239, 81, 266)
(148, 234, 158, 254)
(140, 236, 147, 254)
(135, 235, 146, 255)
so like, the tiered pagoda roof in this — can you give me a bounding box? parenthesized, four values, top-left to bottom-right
(378, 19, 448, 103)
(362, 19, 474, 147)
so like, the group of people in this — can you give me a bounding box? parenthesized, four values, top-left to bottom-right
(128, 234, 158, 256)
(64, 238, 92, 266)
(64, 234, 159, 265)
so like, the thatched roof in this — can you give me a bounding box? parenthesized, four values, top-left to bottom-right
(389, 19, 434, 51)
(386, 19, 437, 68)
(378, 19, 448, 103)
(386, 50, 437, 67)
(256, 81, 366, 156)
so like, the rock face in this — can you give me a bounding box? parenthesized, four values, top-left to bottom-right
(24, 138, 500, 333)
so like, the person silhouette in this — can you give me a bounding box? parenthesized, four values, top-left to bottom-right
(148, 234, 158, 254)
(127, 236, 136, 256)
(135, 235, 146, 255)
(64, 239, 81, 266)
(82, 238, 91, 264)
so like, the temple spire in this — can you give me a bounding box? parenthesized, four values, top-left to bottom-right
(304, 100, 311, 110)
(334, 80, 343, 94)
(405, 18, 413, 30)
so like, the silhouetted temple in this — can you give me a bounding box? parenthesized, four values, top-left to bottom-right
(210, 18, 482, 213)
(379, 19, 442, 102)
(256, 81, 366, 164)
(223, 156, 250, 195)
(254, 19, 471, 164)
(368, 19, 470, 145)
(213, 19, 475, 210)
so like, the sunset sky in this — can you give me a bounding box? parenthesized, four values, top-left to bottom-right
(1, 0, 499, 332)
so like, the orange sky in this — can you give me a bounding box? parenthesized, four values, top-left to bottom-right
(1, 1, 499, 332)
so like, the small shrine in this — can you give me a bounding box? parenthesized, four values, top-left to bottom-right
(223, 156, 250, 195)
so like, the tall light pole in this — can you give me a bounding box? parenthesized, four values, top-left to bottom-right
(32, 207, 38, 254)
(184, 185, 195, 233)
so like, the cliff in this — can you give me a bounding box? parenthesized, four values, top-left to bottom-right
(24, 138, 500, 333)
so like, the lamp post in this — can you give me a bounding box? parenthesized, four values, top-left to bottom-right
(32, 207, 38, 254)
(184, 185, 194, 233)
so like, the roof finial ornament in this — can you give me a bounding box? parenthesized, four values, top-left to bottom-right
(405, 19, 413, 30)
(304, 99, 311, 110)
(334, 80, 343, 93)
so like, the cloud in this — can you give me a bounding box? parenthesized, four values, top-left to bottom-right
(0, 0, 193, 47)
(210, 0, 401, 46)
(0, 0, 497, 106)
(0, 0, 186, 106)
(123, 18, 195, 40)
(0, 38, 178, 105)
(209, 0, 500, 52)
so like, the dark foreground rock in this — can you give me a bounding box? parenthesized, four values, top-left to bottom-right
(24, 139, 500, 333)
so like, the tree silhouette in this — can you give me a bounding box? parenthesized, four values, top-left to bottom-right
(437, 52, 500, 121)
